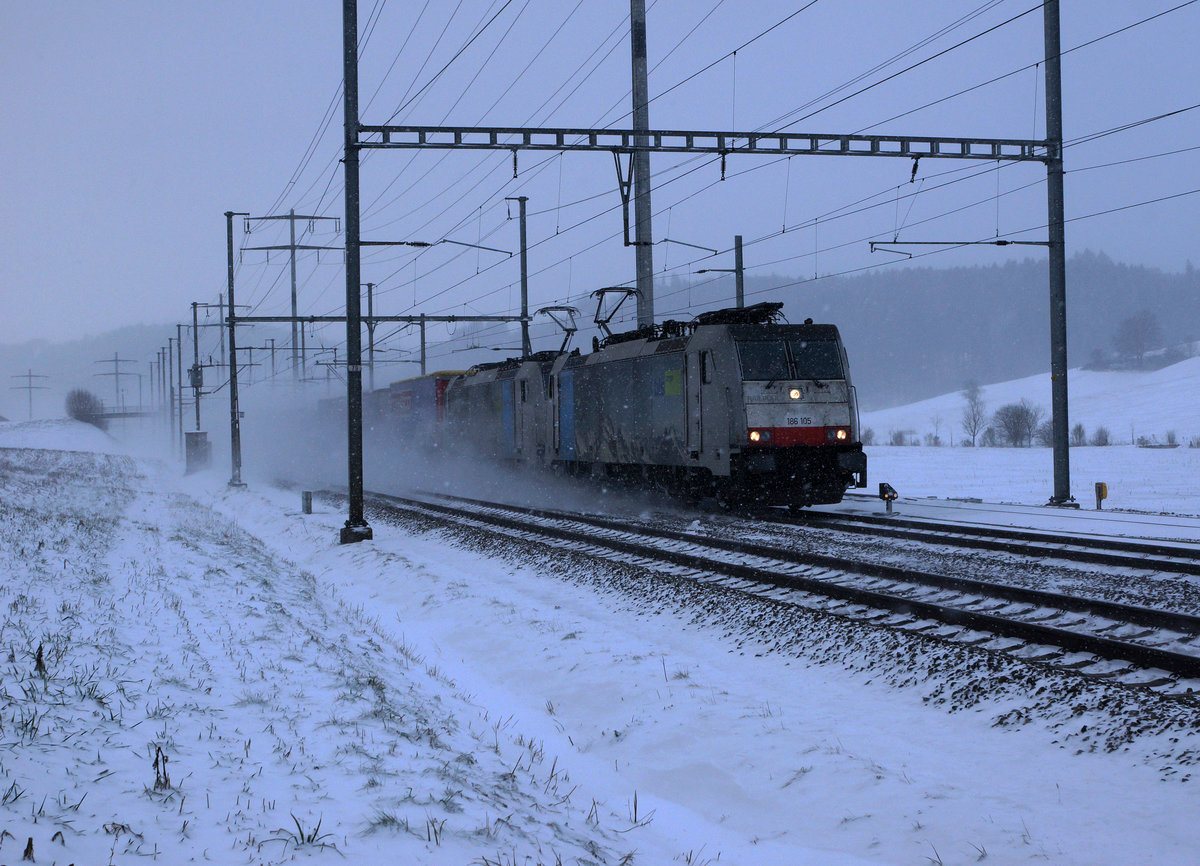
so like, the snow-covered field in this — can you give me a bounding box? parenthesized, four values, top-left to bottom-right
(860, 355, 1200, 516)
(4, 419, 1200, 864)
(862, 355, 1200, 450)
(865, 444, 1200, 516)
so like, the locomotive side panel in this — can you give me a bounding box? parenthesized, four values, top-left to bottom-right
(569, 351, 686, 468)
(446, 358, 556, 467)
(684, 329, 743, 480)
(512, 363, 552, 461)
(556, 368, 575, 460)
(383, 374, 449, 448)
(446, 374, 507, 461)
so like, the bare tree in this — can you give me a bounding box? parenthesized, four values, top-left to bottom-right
(929, 413, 944, 446)
(1035, 420, 1054, 447)
(960, 381, 986, 447)
(66, 389, 108, 431)
(992, 399, 1043, 447)
(1113, 309, 1162, 366)
(1070, 422, 1087, 446)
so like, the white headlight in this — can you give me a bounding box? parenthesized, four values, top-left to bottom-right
(788, 388, 801, 400)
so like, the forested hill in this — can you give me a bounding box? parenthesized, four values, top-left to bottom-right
(3, 252, 1195, 419)
(682, 251, 1200, 410)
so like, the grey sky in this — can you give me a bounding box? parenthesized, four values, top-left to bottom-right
(2, 1, 1197, 359)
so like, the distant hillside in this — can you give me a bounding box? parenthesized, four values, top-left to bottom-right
(680, 251, 1200, 410)
(861, 354, 1200, 448)
(4, 251, 1196, 419)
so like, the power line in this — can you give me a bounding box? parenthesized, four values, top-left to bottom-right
(779, 3, 1044, 130)
(254, 3, 1195, 388)
(382, 0, 515, 126)
(855, 0, 1199, 134)
(760, 0, 1011, 131)
(611, 1, 824, 127)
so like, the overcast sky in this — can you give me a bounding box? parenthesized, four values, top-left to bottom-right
(2, 0, 1197, 361)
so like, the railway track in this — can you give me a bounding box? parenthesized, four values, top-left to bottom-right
(766, 504, 1200, 576)
(356, 489, 1200, 698)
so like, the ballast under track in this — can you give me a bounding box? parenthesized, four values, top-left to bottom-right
(763, 501, 1200, 576)
(348, 489, 1200, 697)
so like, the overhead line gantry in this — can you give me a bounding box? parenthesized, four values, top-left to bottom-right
(331, 0, 1074, 547)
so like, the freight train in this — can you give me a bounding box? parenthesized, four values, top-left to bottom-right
(342, 301, 866, 507)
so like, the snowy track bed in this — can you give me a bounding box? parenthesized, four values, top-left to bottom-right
(379, 491, 1200, 689)
(325, 488, 1200, 862)
(699, 506, 1200, 620)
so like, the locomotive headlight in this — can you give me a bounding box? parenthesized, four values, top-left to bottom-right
(749, 430, 762, 442)
(788, 388, 801, 400)
(749, 429, 772, 444)
(826, 427, 849, 442)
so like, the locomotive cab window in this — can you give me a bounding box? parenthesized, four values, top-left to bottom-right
(789, 338, 844, 379)
(520, 380, 527, 402)
(735, 340, 790, 380)
(737, 338, 844, 381)
(700, 350, 713, 384)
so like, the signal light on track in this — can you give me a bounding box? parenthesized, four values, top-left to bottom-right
(879, 482, 898, 515)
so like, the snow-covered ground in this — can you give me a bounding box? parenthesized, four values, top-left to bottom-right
(4, 419, 1200, 865)
(864, 444, 1200, 517)
(858, 355, 1200, 517)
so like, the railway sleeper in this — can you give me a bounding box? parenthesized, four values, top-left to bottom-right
(982, 638, 1028, 653)
(1024, 610, 1068, 623)
(947, 631, 994, 647)
(1053, 654, 1104, 669)
(1115, 627, 1157, 640)
(1003, 605, 1040, 617)
(1092, 621, 1137, 635)
(1080, 665, 1136, 680)
(1020, 648, 1067, 663)
(1052, 616, 1090, 629)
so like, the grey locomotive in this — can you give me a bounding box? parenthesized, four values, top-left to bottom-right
(443, 301, 866, 507)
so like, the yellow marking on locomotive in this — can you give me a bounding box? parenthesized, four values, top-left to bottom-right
(664, 367, 682, 396)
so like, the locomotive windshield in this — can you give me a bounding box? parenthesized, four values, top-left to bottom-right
(788, 338, 844, 379)
(736, 338, 844, 380)
(735, 340, 791, 380)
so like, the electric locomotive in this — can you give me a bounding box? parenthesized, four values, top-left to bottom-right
(355, 301, 865, 508)
(547, 302, 866, 506)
